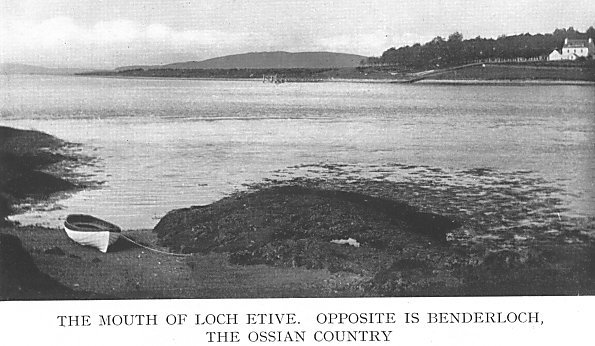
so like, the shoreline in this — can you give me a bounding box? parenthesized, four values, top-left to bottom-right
(1, 126, 594, 300)
(407, 79, 595, 86)
(73, 74, 595, 85)
(8, 71, 594, 86)
(0, 126, 96, 299)
(0, 126, 82, 222)
(69, 61, 595, 85)
(4, 173, 594, 299)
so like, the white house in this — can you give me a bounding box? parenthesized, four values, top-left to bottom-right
(549, 38, 595, 61)
(562, 38, 594, 58)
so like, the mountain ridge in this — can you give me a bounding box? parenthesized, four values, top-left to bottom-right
(116, 51, 367, 71)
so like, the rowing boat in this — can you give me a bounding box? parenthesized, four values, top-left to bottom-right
(64, 214, 121, 253)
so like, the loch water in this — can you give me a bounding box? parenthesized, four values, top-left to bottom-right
(1, 75, 593, 230)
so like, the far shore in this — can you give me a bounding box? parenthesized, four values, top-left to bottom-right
(8, 61, 595, 85)
(70, 61, 595, 85)
(74, 74, 595, 86)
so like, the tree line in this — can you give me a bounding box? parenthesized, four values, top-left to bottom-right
(364, 27, 595, 70)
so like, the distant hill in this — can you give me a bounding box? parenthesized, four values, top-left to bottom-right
(0, 63, 94, 75)
(116, 51, 367, 71)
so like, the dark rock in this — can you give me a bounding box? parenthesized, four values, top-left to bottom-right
(154, 185, 459, 273)
(2, 170, 75, 198)
(0, 126, 79, 221)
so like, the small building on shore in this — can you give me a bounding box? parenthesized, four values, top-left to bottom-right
(548, 50, 565, 61)
(549, 38, 595, 61)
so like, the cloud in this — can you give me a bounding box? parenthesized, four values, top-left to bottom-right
(92, 19, 140, 43)
(2, 16, 253, 46)
(316, 31, 436, 56)
(0, 16, 258, 67)
(316, 31, 390, 55)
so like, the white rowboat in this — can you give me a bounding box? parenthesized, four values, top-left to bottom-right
(64, 214, 121, 253)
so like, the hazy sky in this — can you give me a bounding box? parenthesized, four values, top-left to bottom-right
(1, 0, 594, 68)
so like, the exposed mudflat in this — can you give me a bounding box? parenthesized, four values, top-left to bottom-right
(154, 165, 595, 296)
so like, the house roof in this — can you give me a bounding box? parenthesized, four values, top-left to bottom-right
(564, 39, 589, 48)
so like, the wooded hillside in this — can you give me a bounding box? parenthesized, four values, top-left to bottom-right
(366, 27, 595, 70)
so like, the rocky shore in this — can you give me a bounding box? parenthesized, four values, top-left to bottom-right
(0, 126, 76, 219)
(0, 126, 90, 299)
(154, 174, 595, 296)
(1, 126, 594, 300)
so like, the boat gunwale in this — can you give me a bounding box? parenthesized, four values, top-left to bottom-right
(64, 214, 121, 233)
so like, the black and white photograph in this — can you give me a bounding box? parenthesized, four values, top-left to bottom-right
(1, 0, 594, 343)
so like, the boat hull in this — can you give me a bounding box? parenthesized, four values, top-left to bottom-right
(64, 226, 120, 253)
(63, 214, 121, 253)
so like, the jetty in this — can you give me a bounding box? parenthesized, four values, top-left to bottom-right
(262, 74, 285, 84)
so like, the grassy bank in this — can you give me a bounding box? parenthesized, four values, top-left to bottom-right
(415, 62, 595, 82)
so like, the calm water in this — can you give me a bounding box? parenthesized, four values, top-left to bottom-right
(1, 75, 594, 229)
